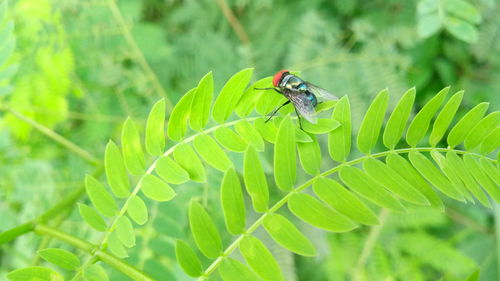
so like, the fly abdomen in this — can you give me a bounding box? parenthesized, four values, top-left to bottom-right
(307, 93, 318, 107)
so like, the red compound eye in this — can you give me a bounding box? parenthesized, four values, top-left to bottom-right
(273, 69, 289, 87)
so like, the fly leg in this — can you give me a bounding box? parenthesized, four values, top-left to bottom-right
(294, 107, 304, 130)
(265, 100, 291, 123)
(255, 87, 283, 94)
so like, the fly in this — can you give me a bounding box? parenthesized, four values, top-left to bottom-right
(256, 70, 338, 129)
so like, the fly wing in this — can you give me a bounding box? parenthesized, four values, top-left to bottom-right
(288, 92, 317, 124)
(305, 82, 338, 101)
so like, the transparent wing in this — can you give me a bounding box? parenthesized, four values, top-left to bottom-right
(288, 93, 317, 124)
(305, 82, 338, 101)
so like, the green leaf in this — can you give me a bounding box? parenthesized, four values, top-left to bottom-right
(406, 87, 449, 146)
(236, 77, 273, 117)
(85, 175, 118, 217)
(429, 91, 463, 146)
(175, 240, 203, 277)
(243, 146, 269, 213)
(0, 1, 8, 24)
(218, 258, 261, 281)
(167, 88, 196, 141)
(288, 193, 357, 232)
(214, 126, 248, 152)
(263, 214, 316, 256)
(446, 152, 490, 207)
(444, 0, 481, 24)
(383, 88, 416, 149)
(418, 12, 442, 38)
(84, 264, 108, 281)
(431, 151, 473, 202)
(464, 270, 480, 281)
(78, 203, 106, 232)
(303, 119, 341, 134)
(240, 236, 284, 281)
(127, 196, 148, 225)
(408, 151, 464, 201)
(464, 112, 500, 150)
(480, 127, 500, 155)
(116, 216, 135, 248)
(0, 21, 14, 53)
(235, 120, 265, 151)
(155, 156, 190, 184)
(0, 37, 14, 66)
(7, 266, 64, 281)
(190, 71, 214, 131)
(173, 143, 206, 182)
(145, 99, 166, 156)
(444, 16, 478, 44)
(38, 248, 80, 270)
(220, 168, 246, 234)
(339, 166, 405, 212)
(256, 89, 287, 116)
(315, 100, 338, 113)
(0, 64, 17, 81)
(274, 116, 296, 191)
(212, 68, 254, 123)
(357, 89, 389, 154)
(298, 134, 321, 175)
(363, 157, 429, 205)
(121, 118, 145, 175)
(107, 232, 128, 258)
(189, 201, 222, 259)
(328, 96, 351, 162)
(463, 155, 500, 202)
(193, 134, 232, 171)
(295, 127, 313, 143)
(313, 177, 379, 225)
(105, 141, 130, 198)
(140, 174, 176, 201)
(447, 102, 489, 147)
(479, 158, 500, 186)
(254, 117, 278, 143)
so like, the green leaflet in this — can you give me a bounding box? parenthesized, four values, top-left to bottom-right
(406, 86, 449, 147)
(463, 155, 500, 202)
(274, 116, 296, 191)
(303, 119, 341, 134)
(243, 146, 269, 213)
(297, 134, 321, 175)
(480, 126, 500, 154)
(256, 89, 287, 116)
(175, 240, 203, 277)
(116, 216, 135, 248)
(220, 168, 246, 234)
(479, 158, 500, 186)
(235, 120, 265, 151)
(127, 195, 148, 225)
(218, 258, 261, 281)
(236, 76, 273, 117)
(383, 87, 416, 149)
(214, 126, 248, 152)
(7, 266, 64, 281)
(313, 177, 379, 225)
(363, 157, 429, 205)
(254, 117, 278, 143)
(263, 214, 316, 256)
(357, 89, 389, 154)
(328, 96, 351, 162)
(465, 270, 480, 281)
(408, 151, 464, 201)
(446, 152, 490, 207)
(429, 91, 463, 146)
(240, 236, 284, 281)
(167, 88, 196, 141)
(447, 102, 489, 147)
(173, 143, 207, 182)
(38, 248, 80, 270)
(295, 127, 314, 143)
(105, 141, 130, 198)
(84, 264, 108, 281)
(145, 99, 166, 156)
(464, 112, 500, 150)
(316, 100, 338, 113)
(0, 33, 14, 67)
(431, 151, 473, 202)
(107, 231, 128, 258)
(288, 193, 357, 232)
(386, 153, 444, 210)
(212, 68, 254, 123)
(140, 174, 176, 201)
(339, 166, 405, 212)
(121, 118, 145, 175)
(155, 156, 190, 184)
(189, 201, 222, 259)
(193, 134, 232, 171)
(85, 175, 118, 217)
(190, 71, 214, 131)
(78, 203, 106, 232)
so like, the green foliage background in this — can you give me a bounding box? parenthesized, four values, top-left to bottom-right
(0, 0, 499, 280)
